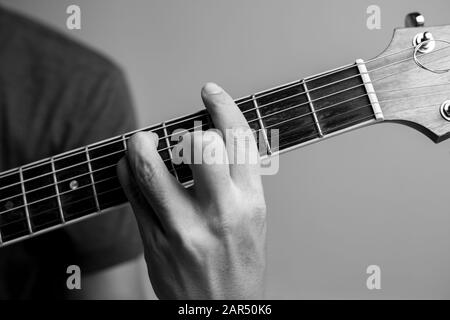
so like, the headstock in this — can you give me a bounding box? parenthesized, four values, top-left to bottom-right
(369, 24, 450, 142)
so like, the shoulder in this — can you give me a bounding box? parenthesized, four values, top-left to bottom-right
(0, 6, 123, 80)
(0, 7, 135, 152)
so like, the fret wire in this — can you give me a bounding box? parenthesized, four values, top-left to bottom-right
(121, 134, 128, 151)
(0, 133, 191, 205)
(270, 115, 376, 154)
(254, 80, 363, 115)
(85, 147, 101, 213)
(0, 213, 3, 244)
(0, 75, 353, 184)
(0, 161, 116, 205)
(0, 78, 391, 188)
(162, 122, 179, 181)
(2, 47, 448, 194)
(19, 167, 33, 233)
(17, 99, 445, 229)
(0, 100, 380, 218)
(0, 80, 369, 191)
(264, 103, 374, 134)
(0, 90, 382, 205)
(1, 45, 448, 242)
(7, 84, 428, 212)
(1, 145, 186, 206)
(85, 43, 442, 152)
(0, 175, 119, 219)
(304, 63, 354, 82)
(4, 135, 128, 196)
(0, 184, 125, 232)
(0, 152, 185, 217)
(0, 106, 381, 231)
(252, 94, 272, 155)
(301, 79, 324, 137)
(5, 78, 366, 193)
(1, 43, 446, 186)
(0, 79, 418, 207)
(0, 111, 372, 225)
(51, 157, 65, 223)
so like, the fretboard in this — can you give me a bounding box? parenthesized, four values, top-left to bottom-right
(0, 59, 383, 246)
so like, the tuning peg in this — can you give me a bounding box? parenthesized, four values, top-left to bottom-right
(440, 101, 450, 121)
(412, 30, 435, 53)
(405, 12, 425, 27)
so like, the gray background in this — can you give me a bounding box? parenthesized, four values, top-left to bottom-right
(2, 0, 450, 299)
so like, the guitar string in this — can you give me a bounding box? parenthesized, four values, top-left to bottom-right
(31, 41, 450, 154)
(0, 40, 446, 184)
(0, 77, 449, 204)
(0, 81, 375, 193)
(1, 63, 449, 199)
(0, 41, 447, 190)
(0, 71, 449, 207)
(1, 34, 450, 203)
(0, 93, 445, 222)
(0, 43, 449, 210)
(0, 110, 382, 230)
(8, 93, 442, 233)
(0, 87, 382, 203)
(0, 185, 125, 234)
(0, 103, 374, 214)
(2, 93, 448, 233)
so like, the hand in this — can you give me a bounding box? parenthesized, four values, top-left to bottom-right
(117, 83, 267, 299)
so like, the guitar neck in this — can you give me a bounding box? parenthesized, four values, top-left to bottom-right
(0, 59, 383, 246)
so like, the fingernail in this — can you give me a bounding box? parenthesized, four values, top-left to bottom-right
(203, 82, 222, 95)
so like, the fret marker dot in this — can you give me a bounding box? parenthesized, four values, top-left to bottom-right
(70, 180, 79, 190)
(5, 201, 13, 210)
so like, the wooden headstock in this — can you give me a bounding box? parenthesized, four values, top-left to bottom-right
(369, 25, 450, 142)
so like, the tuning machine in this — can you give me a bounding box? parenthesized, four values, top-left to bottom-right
(405, 12, 435, 54)
(440, 101, 450, 122)
(405, 12, 425, 28)
(413, 31, 435, 53)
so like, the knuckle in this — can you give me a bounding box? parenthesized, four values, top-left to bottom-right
(245, 195, 267, 228)
(251, 199, 267, 223)
(139, 160, 161, 185)
(171, 225, 212, 256)
(207, 194, 267, 236)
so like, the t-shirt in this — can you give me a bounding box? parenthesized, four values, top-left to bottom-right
(0, 7, 143, 299)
